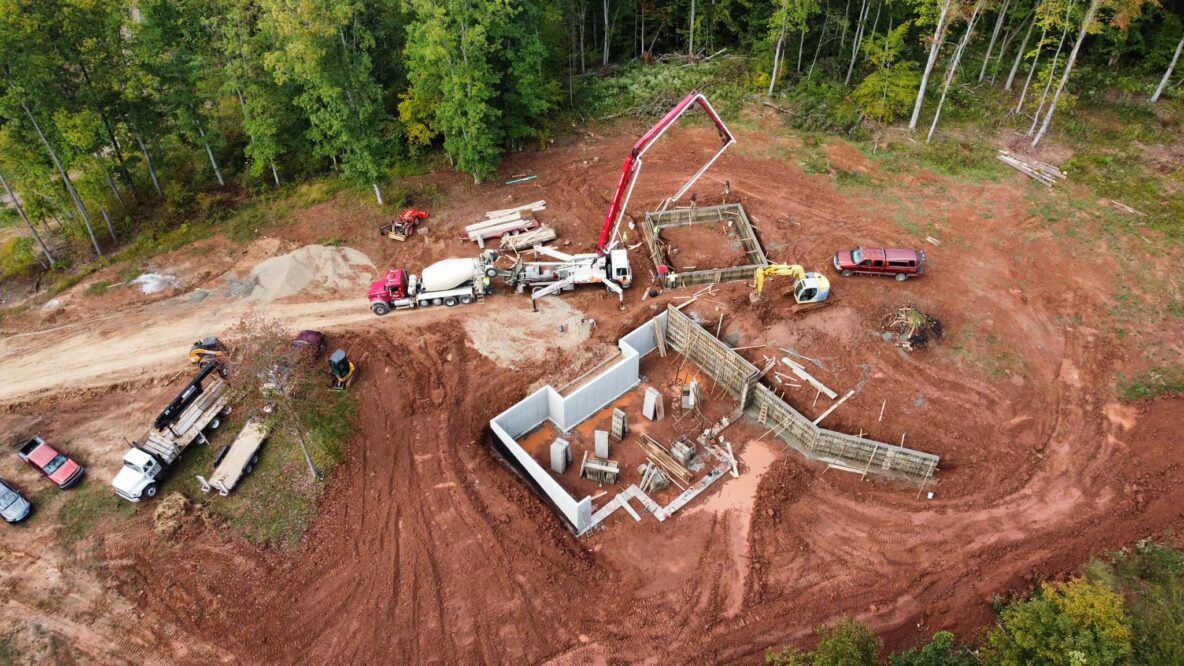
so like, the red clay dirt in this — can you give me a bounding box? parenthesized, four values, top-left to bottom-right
(3, 115, 1184, 663)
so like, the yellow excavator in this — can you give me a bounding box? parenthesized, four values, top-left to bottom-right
(751, 264, 832, 311)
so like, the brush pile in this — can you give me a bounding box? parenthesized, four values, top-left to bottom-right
(883, 305, 943, 352)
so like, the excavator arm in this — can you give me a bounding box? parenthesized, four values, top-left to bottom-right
(595, 90, 736, 255)
(753, 265, 807, 297)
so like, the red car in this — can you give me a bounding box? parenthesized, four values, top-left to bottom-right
(18, 437, 85, 489)
(833, 247, 926, 281)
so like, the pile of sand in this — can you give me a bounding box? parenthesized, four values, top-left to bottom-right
(464, 298, 593, 368)
(236, 245, 375, 302)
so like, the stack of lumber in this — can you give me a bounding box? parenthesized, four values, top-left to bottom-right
(997, 150, 1066, 187)
(499, 225, 557, 251)
(638, 434, 694, 487)
(464, 200, 546, 244)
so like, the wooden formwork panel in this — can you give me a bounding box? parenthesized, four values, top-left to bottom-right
(644, 204, 769, 288)
(665, 306, 759, 399)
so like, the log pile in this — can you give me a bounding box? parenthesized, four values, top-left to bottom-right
(499, 225, 557, 251)
(464, 201, 546, 246)
(996, 150, 1066, 187)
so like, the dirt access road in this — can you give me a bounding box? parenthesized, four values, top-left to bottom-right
(3, 116, 1184, 663)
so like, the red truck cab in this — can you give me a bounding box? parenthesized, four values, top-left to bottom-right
(833, 247, 925, 281)
(18, 437, 85, 489)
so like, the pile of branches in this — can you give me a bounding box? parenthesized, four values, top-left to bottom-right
(882, 305, 943, 352)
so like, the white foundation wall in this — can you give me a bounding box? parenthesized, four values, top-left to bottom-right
(488, 313, 665, 534)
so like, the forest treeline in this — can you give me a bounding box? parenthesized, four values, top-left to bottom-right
(1, 0, 1182, 266)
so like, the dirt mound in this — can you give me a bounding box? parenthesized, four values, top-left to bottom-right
(238, 244, 375, 302)
(153, 493, 190, 537)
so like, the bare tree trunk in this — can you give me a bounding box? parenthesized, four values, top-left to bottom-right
(910, 0, 955, 130)
(770, 18, 787, 96)
(978, 0, 1011, 81)
(373, 183, 384, 206)
(688, 0, 695, 55)
(0, 171, 55, 264)
(845, 0, 871, 85)
(21, 100, 101, 257)
(135, 132, 164, 196)
(1028, 6, 1073, 135)
(928, 0, 987, 142)
(295, 426, 321, 480)
(989, 11, 1023, 83)
(194, 118, 225, 187)
(809, 19, 829, 78)
(603, 0, 610, 66)
(271, 163, 280, 186)
(839, 0, 852, 53)
(100, 205, 117, 243)
(579, 3, 587, 72)
(798, 26, 807, 73)
(1033, 0, 1100, 147)
(1152, 32, 1184, 102)
(1005, 14, 1036, 90)
(1016, 20, 1049, 111)
(100, 159, 126, 207)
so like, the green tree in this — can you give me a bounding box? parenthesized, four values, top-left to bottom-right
(983, 578, 1133, 666)
(851, 21, 922, 122)
(402, 0, 558, 182)
(890, 631, 980, 666)
(261, 0, 391, 203)
(1091, 542, 1184, 665)
(814, 618, 882, 666)
(767, 645, 812, 665)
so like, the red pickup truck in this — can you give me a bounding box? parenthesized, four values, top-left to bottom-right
(833, 247, 926, 281)
(18, 437, 85, 489)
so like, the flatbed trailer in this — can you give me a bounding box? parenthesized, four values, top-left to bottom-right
(196, 417, 270, 495)
(139, 377, 230, 465)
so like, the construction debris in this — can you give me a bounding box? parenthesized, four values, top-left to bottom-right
(638, 434, 694, 487)
(611, 409, 628, 440)
(996, 150, 1066, 187)
(883, 306, 943, 351)
(579, 451, 620, 485)
(780, 357, 837, 399)
(465, 201, 546, 246)
(642, 387, 664, 420)
(498, 225, 557, 251)
(813, 389, 856, 426)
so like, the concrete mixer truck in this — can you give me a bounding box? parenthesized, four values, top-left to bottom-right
(369, 253, 499, 315)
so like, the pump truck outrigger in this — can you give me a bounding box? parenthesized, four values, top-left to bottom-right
(515, 89, 736, 309)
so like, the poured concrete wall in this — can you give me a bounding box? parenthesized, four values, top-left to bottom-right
(488, 313, 666, 535)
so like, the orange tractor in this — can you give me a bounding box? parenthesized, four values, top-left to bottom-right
(379, 208, 429, 241)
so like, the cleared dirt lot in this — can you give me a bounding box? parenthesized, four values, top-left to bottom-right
(1, 115, 1182, 662)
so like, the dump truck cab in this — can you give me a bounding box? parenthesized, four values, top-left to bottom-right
(112, 448, 164, 501)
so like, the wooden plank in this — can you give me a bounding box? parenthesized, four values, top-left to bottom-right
(781, 357, 837, 399)
(653, 319, 667, 357)
(813, 389, 856, 425)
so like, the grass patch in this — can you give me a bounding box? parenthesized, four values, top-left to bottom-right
(85, 280, 111, 296)
(1087, 541, 1184, 665)
(0, 631, 19, 665)
(1118, 366, 1184, 401)
(0, 236, 40, 280)
(56, 480, 136, 545)
(176, 391, 358, 549)
(388, 183, 440, 209)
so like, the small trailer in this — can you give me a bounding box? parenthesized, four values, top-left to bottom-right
(463, 201, 546, 247)
(196, 417, 270, 496)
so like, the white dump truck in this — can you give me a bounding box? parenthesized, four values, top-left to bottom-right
(368, 254, 498, 315)
(112, 364, 231, 501)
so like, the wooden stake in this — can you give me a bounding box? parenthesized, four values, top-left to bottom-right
(813, 389, 855, 426)
(878, 399, 886, 422)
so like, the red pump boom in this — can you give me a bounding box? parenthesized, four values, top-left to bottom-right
(595, 90, 736, 255)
